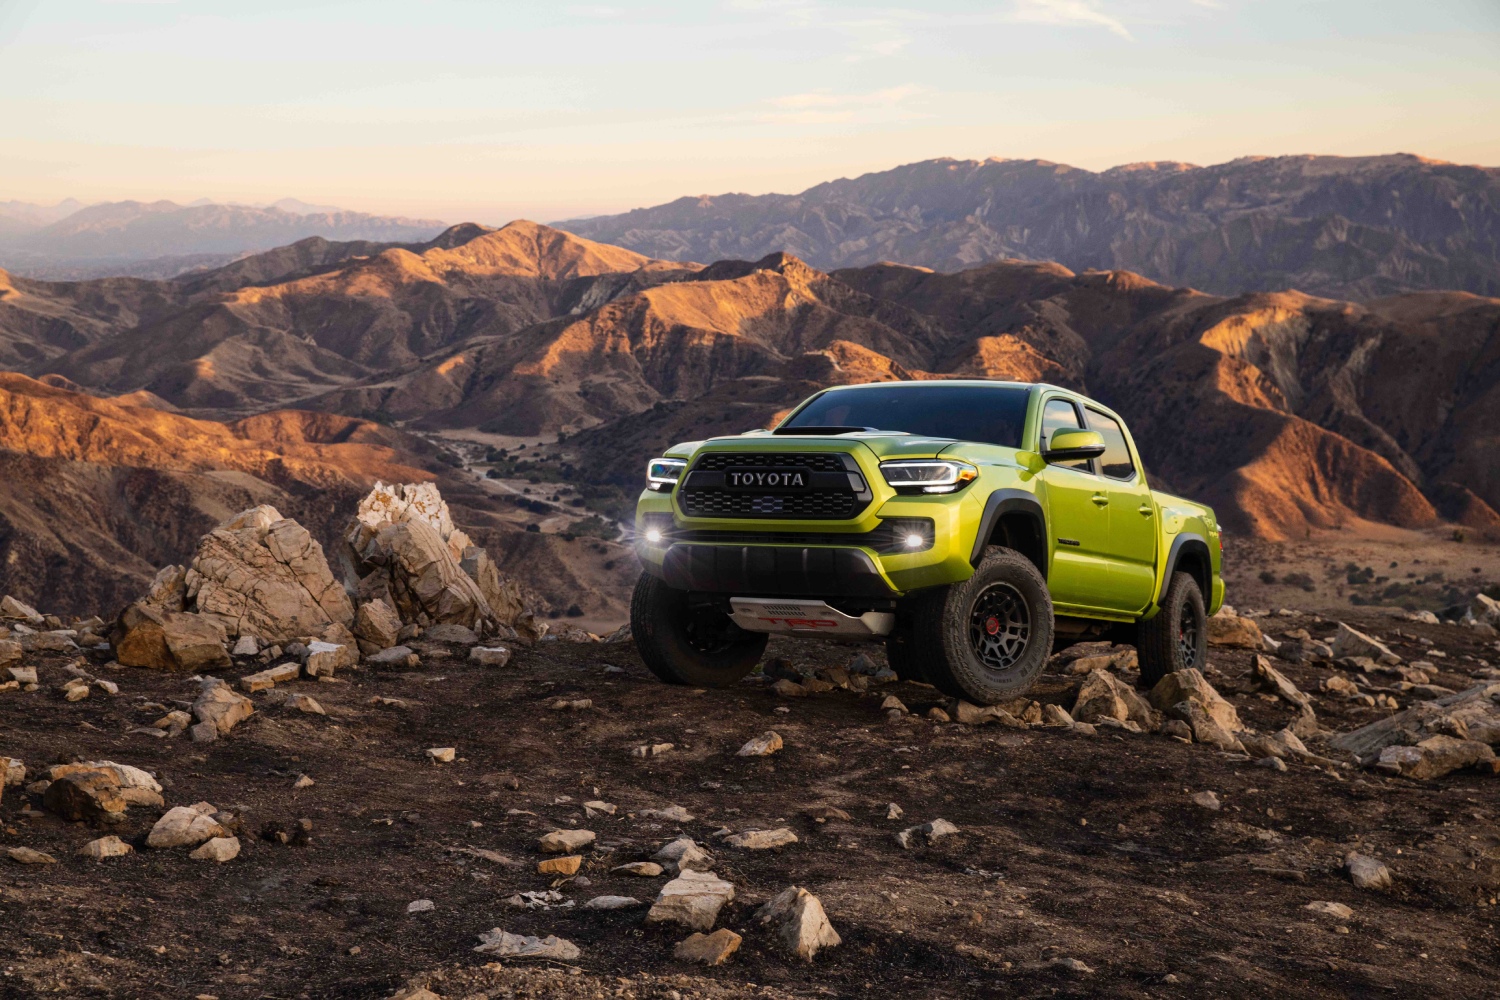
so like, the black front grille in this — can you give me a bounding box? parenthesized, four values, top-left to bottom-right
(679, 491, 860, 519)
(691, 452, 850, 472)
(678, 450, 869, 521)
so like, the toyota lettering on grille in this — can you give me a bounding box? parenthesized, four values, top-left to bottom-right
(726, 469, 809, 489)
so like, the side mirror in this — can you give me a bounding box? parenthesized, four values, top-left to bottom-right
(1043, 429, 1106, 462)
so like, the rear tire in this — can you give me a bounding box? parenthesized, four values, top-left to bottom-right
(1136, 571, 1207, 689)
(908, 547, 1053, 704)
(630, 573, 768, 687)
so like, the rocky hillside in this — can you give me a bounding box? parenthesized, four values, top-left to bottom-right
(2, 221, 1499, 546)
(4, 543, 1500, 996)
(564, 155, 1500, 300)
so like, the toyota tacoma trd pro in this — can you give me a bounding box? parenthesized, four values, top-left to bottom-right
(630, 380, 1224, 705)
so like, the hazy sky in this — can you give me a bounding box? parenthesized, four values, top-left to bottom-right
(3, 0, 1497, 223)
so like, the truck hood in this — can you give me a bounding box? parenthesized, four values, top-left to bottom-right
(669, 431, 962, 462)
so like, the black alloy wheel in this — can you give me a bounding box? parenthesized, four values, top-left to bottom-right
(968, 582, 1032, 674)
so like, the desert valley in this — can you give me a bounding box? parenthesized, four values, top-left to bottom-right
(2, 152, 1500, 998)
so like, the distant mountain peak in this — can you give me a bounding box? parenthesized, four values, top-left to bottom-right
(565, 153, 1500, 300)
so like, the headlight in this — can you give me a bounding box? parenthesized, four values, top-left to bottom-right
(645, 457, 687, 493)
(879, 460, 977, 494)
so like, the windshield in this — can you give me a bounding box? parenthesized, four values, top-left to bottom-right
(779, 383, 1031, 447)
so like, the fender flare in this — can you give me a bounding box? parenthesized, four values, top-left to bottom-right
(1158, 532, 1211, 604)
(970, 489, 1048, 576)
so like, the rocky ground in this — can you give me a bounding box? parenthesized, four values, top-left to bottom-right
(4, 597, 1500, 999)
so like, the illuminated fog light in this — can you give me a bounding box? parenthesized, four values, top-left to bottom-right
(645, 528, 664, 544)
(903, 533, 925, 549)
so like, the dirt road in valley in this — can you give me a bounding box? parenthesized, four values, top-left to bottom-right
(2, 610, 1499, 999)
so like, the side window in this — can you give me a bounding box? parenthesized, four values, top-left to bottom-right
(1041, 399, 1091, 472)
(1086, 409, 1136, 481)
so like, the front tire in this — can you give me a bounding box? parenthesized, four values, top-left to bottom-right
(908, 547, 1053, 704)
(1136, 571, 1207, 689)
(630, 573, 767, 687)
(883, 625, 928, 684)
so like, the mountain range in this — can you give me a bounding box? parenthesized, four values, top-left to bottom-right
(564, 154, 1500, 301)
(0, 215, 1496, 564)
(0, 199, 448, 280)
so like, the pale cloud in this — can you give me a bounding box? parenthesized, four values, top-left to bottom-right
(567, 4, 623, 16)
(759, 84, 925, 123)
(1009, 0, 1133, 40)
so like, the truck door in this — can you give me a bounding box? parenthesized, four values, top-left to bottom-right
(1038, 397, 1117, 614)
(1083, 407, 1158, 613)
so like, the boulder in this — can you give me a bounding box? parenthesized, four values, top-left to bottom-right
(147, 805, 227, 848)
(353, 599, 402, 654)
(1375, 735, 1495, 779)
(674, 928, 742, 966)
(424, 623, 478, 644)
(1345, 852, 1393, 890)
(367, 645, 419, 669)
(1330, 623, 1400, 665)
(897, 818, 959, 849)
(303, 641, 356, 678)
(1149, 668, 1243, 734)
(737, 731, 784, 757)
(79, 835, 132, 860)
(460, 545, 526, 625)
(646, 869, 736, 931)
(343, 482, 501, 630)
(473, 929, 581, 961)
(655, 837, 715, 872)
(1170, 699, 1246, 753)
(725, 828, 798, 850)
(0, 640, 21, 669)
(112, 603, 230, 671)
(754, 886, 841, 961)
(1240, 727, 1310, 761)
(582, 895, 642, 911)
(1073, 670, 1158, 729)
(7, 846, 56, 864)
(43, 771, 128, 823)
(193, 679, 254, 737)
(186, 506, 354, 644)
(539, 829, 596, 853)
(240, 662, 300, 692)
(46, 761, 162, 815)
(190, 836, 240, 862)
(1472, 593, 1500, 627)
(1253, 655, 1311, 708)
(1207, 607, 1264, 649)
(538, 855, 582, 876)
(950, 701, 1027, 727)
(469, 645, 512, 667)
(141, 564, 187, 611)
(0, 595, 42, 623)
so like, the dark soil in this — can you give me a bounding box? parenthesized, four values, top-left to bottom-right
(2, 610, 1499, 999)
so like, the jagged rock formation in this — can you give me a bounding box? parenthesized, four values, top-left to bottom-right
(343, 482, 526, 631)
(182, 505, 355, 644)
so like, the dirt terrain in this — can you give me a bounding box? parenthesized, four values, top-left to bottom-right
(4, 604, 1499, 999)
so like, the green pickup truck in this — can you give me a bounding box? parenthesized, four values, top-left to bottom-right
(631, 380, 1224, 705)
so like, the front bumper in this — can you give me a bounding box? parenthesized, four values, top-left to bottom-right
(635, 473, 991, 598)
(658, 543, 895, 597)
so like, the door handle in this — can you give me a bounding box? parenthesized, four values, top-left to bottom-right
(1138, 504, 1154, 516)
(1091, 494, 1109, 507)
